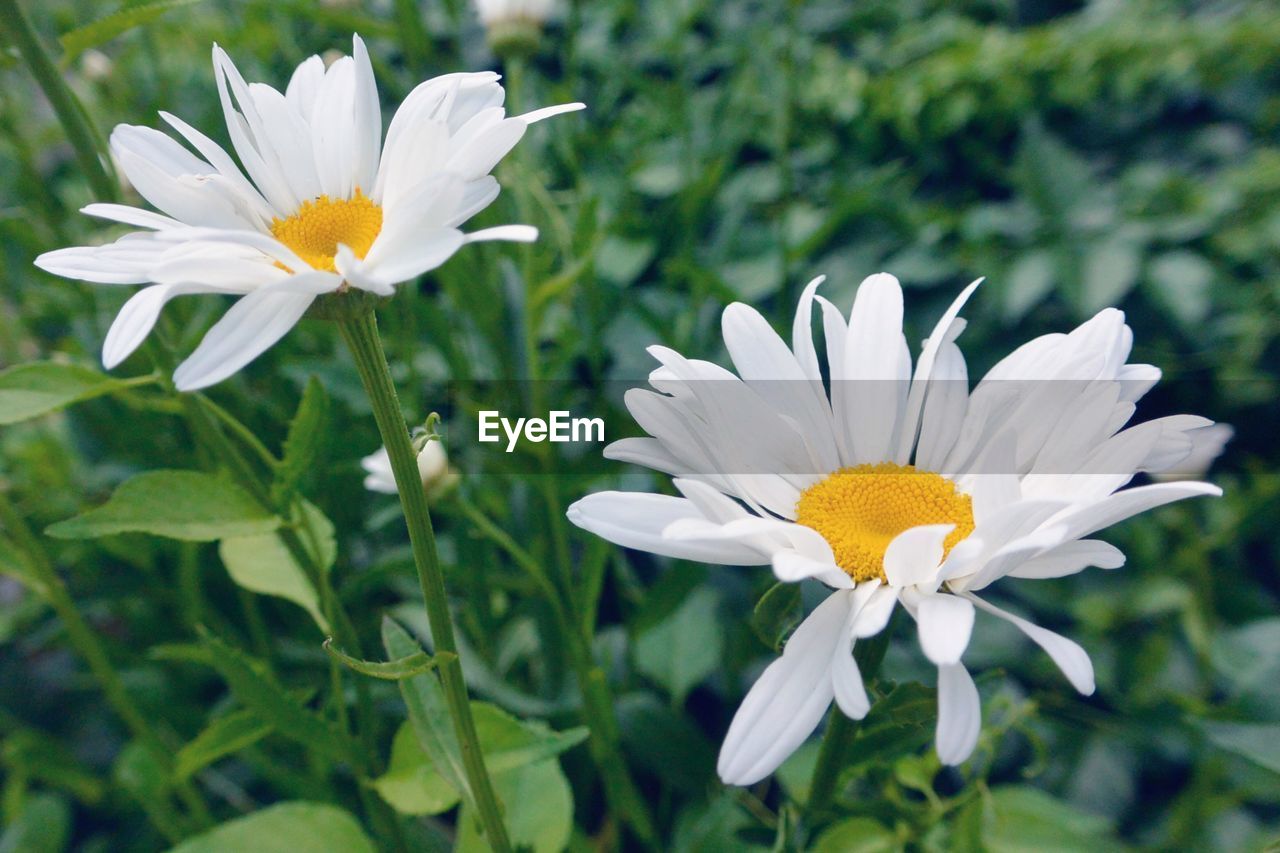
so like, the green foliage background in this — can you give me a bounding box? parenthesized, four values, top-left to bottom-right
(1, 0, 1278, 849)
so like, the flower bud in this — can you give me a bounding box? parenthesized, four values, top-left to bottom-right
(361, 440, 456, 498)
(474, 0, 553, 58)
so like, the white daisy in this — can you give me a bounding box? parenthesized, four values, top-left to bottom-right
(361, 439, 450, 495)
(567, 272, 1222, 785)
(35, 35, 583, 391)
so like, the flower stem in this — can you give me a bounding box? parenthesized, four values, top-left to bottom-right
(338, 308, 511, 853)
(806, 609, 898, 816)
(0, 0, 119, 201)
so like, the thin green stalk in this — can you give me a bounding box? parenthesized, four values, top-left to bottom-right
(338, 308, 512, 853)
(0, 490, 212, 832)
(0, 0, 118, 200)
(807, 611, 898, 816)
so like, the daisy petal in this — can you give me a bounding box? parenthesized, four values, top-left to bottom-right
(171, 273, 336, 391)
(963, 592, 1095, 694)
(566, 492, 769, 565)
(936, 663, 981, 765)
(717, 591, 852, 785)
(914, 592, 975, 666)
(882, 523, 954, 589)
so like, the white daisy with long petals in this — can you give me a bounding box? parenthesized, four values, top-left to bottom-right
(35, 35, 583, 391)
(567, 272, 1222, 785)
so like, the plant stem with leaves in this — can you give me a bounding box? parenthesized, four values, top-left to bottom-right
(339, 307, 512, 853)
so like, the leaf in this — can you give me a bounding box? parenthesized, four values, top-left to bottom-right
(373, 723, 463, 816)
(165, 802, 375, 853)
(811, 816, 898, 853)
(0, 793, 70, 853)
(219, 531, 328, 633)
(373, 698, 587, 841)
(1147, 250, 1213, 328)
(324, 638, 454, 680)
(981, 785, 1119, 853)
(196, 629, 354, 763)
(456, 758, 573, 853)
(635, 586, 723, 703)
(1080, 235, 1142, 313)
(750, 582, 802, 652)
(173, 708, 275, 781)
(616, 692, 716, 794)
(1003, 249, 1055, 322)
(1202, 721, 1280, 775)
(46, 471, 279, 542)
(58, 0, 201, 66)
(0, 535, 47, 595)
(0, 361, 152, 426)
(382, 617, 474, 810)
(272, 377, 329, 505)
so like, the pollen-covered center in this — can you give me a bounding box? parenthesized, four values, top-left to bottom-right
(795, 463, 975, 583)
(270, 190, 383, 273)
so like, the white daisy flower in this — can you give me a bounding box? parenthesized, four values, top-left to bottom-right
(567, 272, 1222, 785)
(35, 35, 584, 391)
(362, 439, 450, 495)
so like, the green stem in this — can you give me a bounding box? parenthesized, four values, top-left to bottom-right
(807, 610, 898, 816)
(338, 309, 512, 853)
(0, 0, 118, 200)
(0, 490, 212, 832)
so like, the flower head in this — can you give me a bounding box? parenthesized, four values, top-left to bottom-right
(568, 272, 1222, 785)
(36, 35, 583, 391)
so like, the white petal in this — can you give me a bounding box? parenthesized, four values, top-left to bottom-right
(914, 593, 974, 666)
(882, 523, 953, 589)
(935, 663, 981, 765)
(1006, 539, 1125, 580)
(852, 585, 898, 638)
(514, 102, 586, 123)
(464, 225, 538, 243)
(963, 592, 1095, 694)
(717, 591, 851, 785)
(344, 229, 465, 289)
(81, 203, 183, 230)
(350, 34, 382, 193)
(1054, 482, 1222, 542)
(565, 492, 769, 566)
(841, 272, 911, 464)
(171, 273, 335, 391)
(103, 282, 223, 369)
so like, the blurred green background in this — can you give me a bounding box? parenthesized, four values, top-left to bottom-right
(1, 0, 1278, 850)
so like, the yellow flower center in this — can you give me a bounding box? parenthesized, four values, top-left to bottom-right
(269, 190, 383, 273)
(795, 463, 975, 583)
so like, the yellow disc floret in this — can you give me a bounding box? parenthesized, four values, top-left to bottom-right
(270, 190, 383, 273)
(795, 463, 975, 583)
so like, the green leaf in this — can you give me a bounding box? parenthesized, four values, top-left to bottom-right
(1202, 721, 1280, 775)
(750, 582, 802, 652)
(1081, 235, 1142, 313)
(173, 708, 274, 782)
(0, 361, 152, 426)
(373, 722, 464, 816)
(165, 802, 374, 853)
(382, 617, 473, 810)
(0, 535, 47, 595)
(58, 0, 201, 66)
(466, 703, 589, 777)
(219, 531, 328, 633)
(195, 629, 354, 763)
(1147, 250, 1213, 328)
(981, 786, 1119, 853)
(46, 471, 279, 542)
(635, 586, 723, 703)
(1003, 249, 1055, 322)
(324, 638, 454, 680)
(272, 378, 330, 505)
(0, 793, 70, 853)
(456, 757, 573, 853)
(811, 816, 898, 853)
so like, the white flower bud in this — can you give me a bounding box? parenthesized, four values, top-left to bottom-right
(361, 440, 453, 496)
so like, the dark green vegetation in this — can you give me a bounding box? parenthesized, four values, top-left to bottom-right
(1, 0, 1277, 849)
